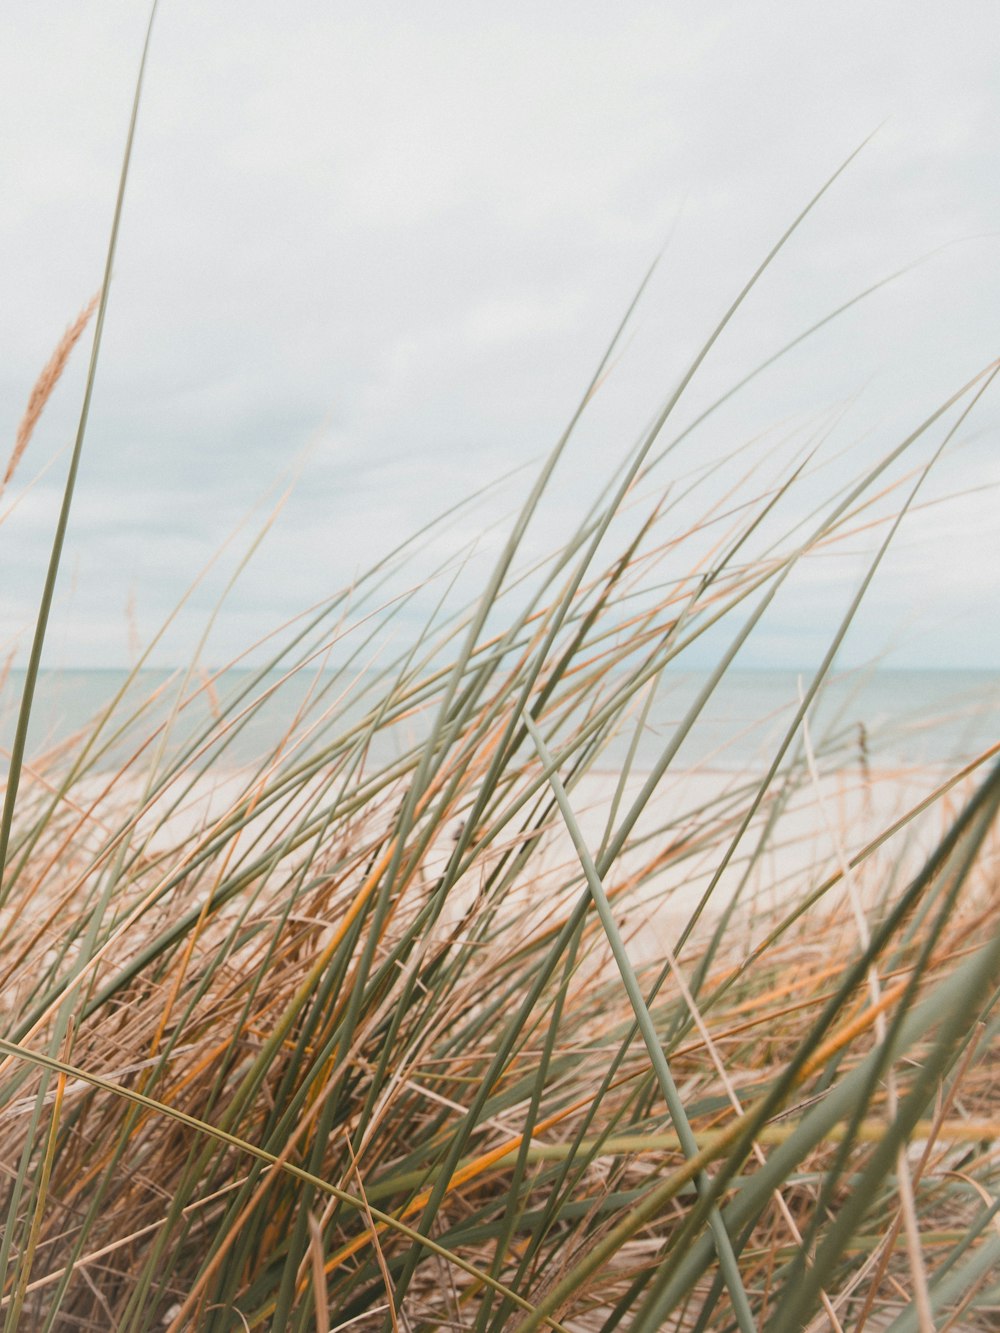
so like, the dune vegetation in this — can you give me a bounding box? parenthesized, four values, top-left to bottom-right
(2, 20, 999, 1333)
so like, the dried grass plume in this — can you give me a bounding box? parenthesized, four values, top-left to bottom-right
(2, 290, 100, 496)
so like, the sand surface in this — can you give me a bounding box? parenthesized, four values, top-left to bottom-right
(72, 756, 986, 962)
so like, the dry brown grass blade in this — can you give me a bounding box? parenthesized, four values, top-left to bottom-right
(2, 292, 100, 495)
(307, 1212, 331, 1333)
(342, 1131, 400, 1333)
(802, 702, 935, 1331)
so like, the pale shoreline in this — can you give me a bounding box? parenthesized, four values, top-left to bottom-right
(76, 756, 987, 967)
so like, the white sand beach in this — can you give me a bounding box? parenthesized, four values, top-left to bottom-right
(66, 755, 990, 977)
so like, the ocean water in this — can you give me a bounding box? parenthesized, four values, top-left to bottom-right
(0, 667, 997, 776)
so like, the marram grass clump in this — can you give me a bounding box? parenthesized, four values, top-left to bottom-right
(2, 371, 999, 1331)
(1, 58, 999, 1332)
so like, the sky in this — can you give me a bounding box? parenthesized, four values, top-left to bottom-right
(1, 2, 998, 671)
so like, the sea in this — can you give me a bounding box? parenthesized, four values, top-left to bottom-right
(1, 667, 997, 777)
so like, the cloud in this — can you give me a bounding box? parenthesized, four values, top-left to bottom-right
(1, 1, 997, 667)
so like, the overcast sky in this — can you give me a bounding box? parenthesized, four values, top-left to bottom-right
(1, 2, 998, 670)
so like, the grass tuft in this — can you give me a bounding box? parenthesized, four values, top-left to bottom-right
(1, 40, 998, 1329)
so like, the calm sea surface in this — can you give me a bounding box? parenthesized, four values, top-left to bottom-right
(1, 668, 997, 775)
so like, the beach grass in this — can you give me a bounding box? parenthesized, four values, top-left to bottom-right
(2, 23, 1000, 1332)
